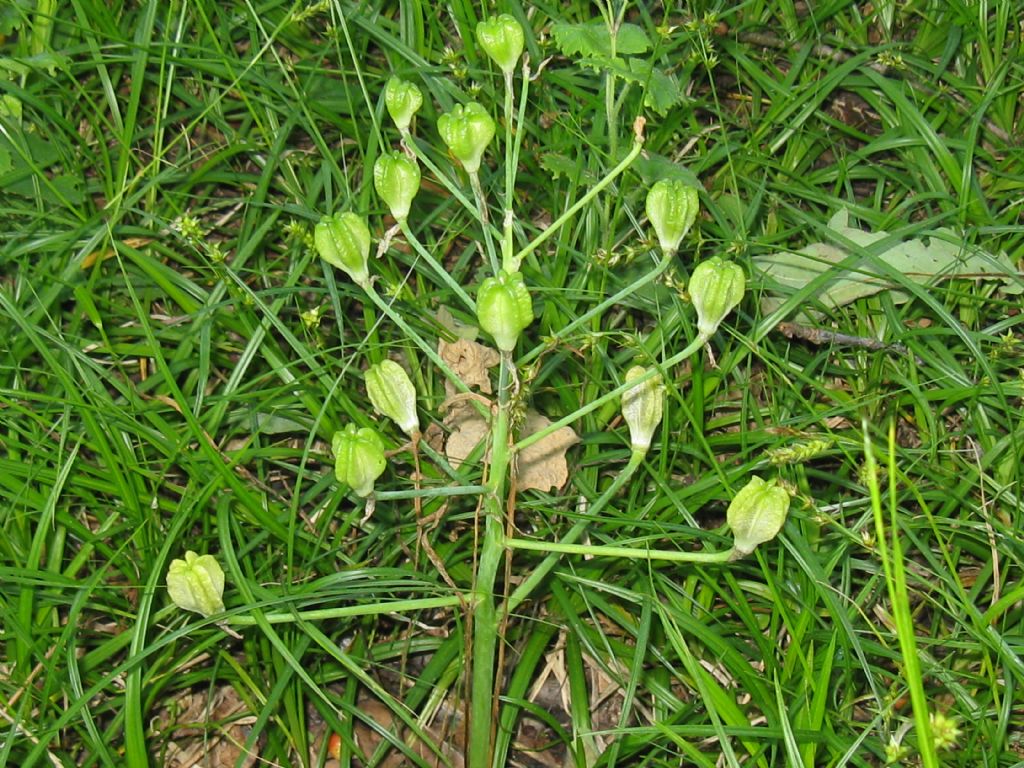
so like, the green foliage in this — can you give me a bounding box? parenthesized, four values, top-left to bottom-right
(2, 0, 1024, 767)
(550, 18, 684, 115)
(551, 20, 651, 57)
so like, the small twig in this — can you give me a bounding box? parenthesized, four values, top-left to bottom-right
(777, 321, 920, 361)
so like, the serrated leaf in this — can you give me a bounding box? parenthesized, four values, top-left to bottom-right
(637, 62, 684, 115)
(0, 0, 33, 38)
(551, 20, 650, 60)
(754, 209, 1024, 314)
(598, 56, 639, 80)
(540, 152, 581, 182)
(616, 23, 651, 54)
(552, 21, 614, 59)
(575, 56, 614, 73)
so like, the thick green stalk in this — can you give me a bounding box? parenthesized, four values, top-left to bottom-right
(468, 357, 513, 768)
(506, 538, 734, 563)
(604, 23, 619, 163)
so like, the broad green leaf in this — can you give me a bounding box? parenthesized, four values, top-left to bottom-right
(0, 0, 33, 38)
(551, 21, 613, 59)
(635, 61, 684, 115)
(616, 23, 651, 54)
(539, 152, 592, 183)
(754, 209, 1023, 314)
(551, 21, 650, 61)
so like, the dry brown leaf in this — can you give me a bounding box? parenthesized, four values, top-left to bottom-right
(515, 411, 579, 492)
(438, 338, 499, 396)
(443, 400, 491, 468)
(443, 406, 578, 489)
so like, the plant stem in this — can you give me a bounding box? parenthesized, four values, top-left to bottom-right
(503, 451, 641, 613)
(374, 485, 489, 500)
(505, 538, 734, 563)
(511, 131, 644, 267)
(469, 170, 501, 275)
(226, 595, 465, 626)
(468, 355, 513, 768)
(398, 220, 477, 310)
(501, 69, 517, 273)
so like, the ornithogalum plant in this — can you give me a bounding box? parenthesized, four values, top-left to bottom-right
(476, 14, 525, 75)
(365, 359, 420, 439)
(306, 35, 766, 768)
(646, 179, 700, 256)
(476, 270, 534, 352)
(314, 211, 371, 289)
(384, 76, 423, 135)
(726, 476, 791, 558)
(621, 365, 664, 456)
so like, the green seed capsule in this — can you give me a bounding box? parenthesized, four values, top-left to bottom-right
(333, 424, 387, 498)
(645, 179, 700, 256)
(476, 270, 533, 352)
(620, 365, 664, 454)
(365, 359, 419, 437)
(315, 212, 372, 288)
(384, 77, 423, 133)
(166, 551, 226, 618)
(437, 103, 496, 174)
(689, 256, 745, 340)
(476, 14, 525, 75)
(374, 150, 421, 223)
(726, 476, 790, 557)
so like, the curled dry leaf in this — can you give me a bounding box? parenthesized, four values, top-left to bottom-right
(438, 337, 500, 396)
(443, 404, 578, 492)
(443, 398, 492, 468)
(516, 411, 579, 492)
